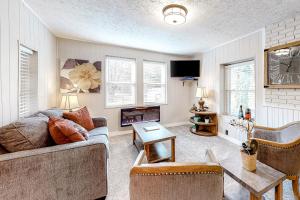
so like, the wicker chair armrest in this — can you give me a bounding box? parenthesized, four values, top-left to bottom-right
(254, 137, 300, 149)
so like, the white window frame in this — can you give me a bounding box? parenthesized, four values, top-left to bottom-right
(224, 60, 256, 117)
(105, 56, 137, 108)
(143, 60, 167, 105)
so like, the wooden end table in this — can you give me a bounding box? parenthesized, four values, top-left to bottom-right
(132, 122, 176, 163)
(189, 110, 218, 136)
(220, 152, 286, 200)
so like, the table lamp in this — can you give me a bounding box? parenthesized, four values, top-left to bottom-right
(60, 94, 80, 112)
(196, 87, 208, 111)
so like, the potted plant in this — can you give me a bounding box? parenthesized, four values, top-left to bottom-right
(240, 139, 258, 171)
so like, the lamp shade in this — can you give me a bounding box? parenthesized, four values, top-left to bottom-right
(196, 87, 208, 98)
(60, 94, 80, 111)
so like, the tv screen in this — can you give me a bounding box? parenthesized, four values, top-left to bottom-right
(170, 60, 200, 77)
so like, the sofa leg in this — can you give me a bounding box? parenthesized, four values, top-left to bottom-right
(289, 176, 300, 200)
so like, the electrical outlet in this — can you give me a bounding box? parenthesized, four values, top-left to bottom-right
(225, 130, 229, 135)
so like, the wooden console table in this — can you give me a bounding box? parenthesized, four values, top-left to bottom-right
(189, 110, 218, 136)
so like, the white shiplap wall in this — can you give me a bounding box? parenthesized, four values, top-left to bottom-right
(0, 0, 57, 126)
(200, 30, 266, 142)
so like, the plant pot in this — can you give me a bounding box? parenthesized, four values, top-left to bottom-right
(240, 150, 257, 171)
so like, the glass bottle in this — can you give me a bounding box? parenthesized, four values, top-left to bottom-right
(238, 105, 244, 119)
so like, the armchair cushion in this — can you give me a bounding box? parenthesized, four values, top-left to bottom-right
(0, 115, 51, 152)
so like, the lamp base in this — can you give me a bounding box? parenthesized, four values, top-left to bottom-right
(198, 99, 206, 111)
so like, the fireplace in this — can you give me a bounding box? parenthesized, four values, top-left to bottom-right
(120, 106, 160, 127)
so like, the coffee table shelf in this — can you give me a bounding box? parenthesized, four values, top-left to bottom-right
(132, 122, 176, 163)
(133, 139, 171, 163)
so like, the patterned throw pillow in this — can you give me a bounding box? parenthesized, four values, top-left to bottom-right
(63, 106, 94, 131)
(48, 116, 88, 145)
(0, 115, 51, 152)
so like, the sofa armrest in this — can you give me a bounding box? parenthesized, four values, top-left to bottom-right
(0, 138, 107, 162)
(0, 138, 108, 199)
(92, 117, 107, 128)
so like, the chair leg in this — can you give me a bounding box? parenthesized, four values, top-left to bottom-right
(289, 176, 300, 200)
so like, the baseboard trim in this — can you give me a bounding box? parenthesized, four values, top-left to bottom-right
(109, 121, 189, 137)
(218, 133, 242, 146)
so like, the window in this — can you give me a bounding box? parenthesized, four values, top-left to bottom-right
(224, 60, 255, 117)
(143, 61, 167, 104)
(19, 45, 38, 118)
(105, 56, 136, 107)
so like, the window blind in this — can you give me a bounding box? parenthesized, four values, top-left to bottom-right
(224, 60, 255, 117)
(19, 45, 38, 118)
(143, 61, 167, 104)
(105, 56, 136, 107)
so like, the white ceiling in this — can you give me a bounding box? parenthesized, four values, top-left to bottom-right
(25, 0, 300, 55)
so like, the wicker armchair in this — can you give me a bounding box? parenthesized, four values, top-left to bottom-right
(253, 122, 300, 199)
(129, 150, 224, 200)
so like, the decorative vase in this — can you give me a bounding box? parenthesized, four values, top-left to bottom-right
(240, 150, 257, 171)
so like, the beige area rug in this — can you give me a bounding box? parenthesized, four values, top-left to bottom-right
(106, 125, 297, 200)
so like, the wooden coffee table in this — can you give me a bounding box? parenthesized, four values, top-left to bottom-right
(220, 153, 286, 200)
(132, 122, 176, 163)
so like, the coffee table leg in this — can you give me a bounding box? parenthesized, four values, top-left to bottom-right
(171, 138, 175, 162)
(132, 129, 136, 145)
(275, 182, 283, 200)
(144, 144, 150, 161)
(250, 193, 262, 200)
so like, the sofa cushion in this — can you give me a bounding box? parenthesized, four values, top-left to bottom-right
(63, 106, 94, 130)
(0, 115, 51, 152)
(89, 127, 109, 138)
(48, 116, 88, 145)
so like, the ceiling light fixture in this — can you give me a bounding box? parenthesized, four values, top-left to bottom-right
(163, 4, 188, 25)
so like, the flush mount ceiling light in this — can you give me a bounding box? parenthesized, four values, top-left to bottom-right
(163, 4, 188, 25)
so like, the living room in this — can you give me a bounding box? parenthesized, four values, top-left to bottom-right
(0, 0, 300, 200)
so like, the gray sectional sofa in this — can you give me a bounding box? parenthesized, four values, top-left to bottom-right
(0, 109, 109, 200)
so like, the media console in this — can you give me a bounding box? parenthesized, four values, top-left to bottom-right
(120, 106, 160, 127)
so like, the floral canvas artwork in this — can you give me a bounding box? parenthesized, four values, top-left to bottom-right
(60, 59, 101, 93)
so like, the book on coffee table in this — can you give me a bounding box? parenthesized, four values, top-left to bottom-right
(143, 126, 160, 132)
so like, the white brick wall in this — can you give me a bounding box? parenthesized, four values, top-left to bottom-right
(265, 14, 300, 109)
(265, 14, 300, 48)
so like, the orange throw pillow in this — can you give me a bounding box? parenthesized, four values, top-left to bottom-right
(48, 116, 87, 145)
(63, 106, 94, 131)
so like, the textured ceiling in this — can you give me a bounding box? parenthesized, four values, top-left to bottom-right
(25, 0, 300, 55)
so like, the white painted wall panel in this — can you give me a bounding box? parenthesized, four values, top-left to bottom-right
(199, 30, 265, 141)
(0, 0, 57, 126)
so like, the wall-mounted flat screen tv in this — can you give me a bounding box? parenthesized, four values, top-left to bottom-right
(170, 60, 200, 77)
